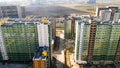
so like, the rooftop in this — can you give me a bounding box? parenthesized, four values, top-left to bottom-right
(33, 46, 49, 60)
(0, 18, 51, 25)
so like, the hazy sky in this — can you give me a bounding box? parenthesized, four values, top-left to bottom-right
(0, 0, 25, 2)
(0, 0, 23, 1)
(0, 0, 119, 3)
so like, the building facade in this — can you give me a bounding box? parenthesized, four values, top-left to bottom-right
(33, 20, 52, 68)
(87, 0, 96, 4)
(96, 6, 120, 22)
(99, 10, 111, 21)
(0, 18, 52, 63)
(74, 21, 120, 64)
(0, 6, 25, 18)
(65, 17, 76, 39)
(65, 18, 72, 39)
(113, 11, 120, 22)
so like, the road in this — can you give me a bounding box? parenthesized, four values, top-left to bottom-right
(53, 30, 65, 68)
(65, 39, 80, 68)
(53, 30, 80, 68)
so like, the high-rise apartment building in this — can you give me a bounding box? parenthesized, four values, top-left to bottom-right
(0, 6, 25, 18)
(0, 18, 38, 61)
(65, 17, 76, 39)
(0, 18, 52, 66)
(99, 10, 111, 21)
(96, 6, 120, 22)
(65, 16, 90, 39)
(113, 11, 120, 22)
(33, 21, 52, 68)
(87, 0, 96, 4)
(74, 20, 120, 64)
(65, 18, 72, 39)
(96, 6, 118, 17)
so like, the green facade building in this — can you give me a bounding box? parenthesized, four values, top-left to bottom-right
(0, 18, 52, 63)
(65, 18, 72, 39)
(0, 22, 38, 61)
(74, 21, 120, 64)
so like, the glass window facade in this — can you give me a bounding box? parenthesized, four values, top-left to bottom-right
(1, 23, 39, 61)
(75, 22, 120, 63)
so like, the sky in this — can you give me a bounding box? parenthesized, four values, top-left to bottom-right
(0, 0, 119, 3)
(0, 0, 23, 2)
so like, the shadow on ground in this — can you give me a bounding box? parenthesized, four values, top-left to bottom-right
(83, 64, 116, 68)
(0, 61, 33, 68)
(54, 36, 65, 54)
(52, 57, 69, 68)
